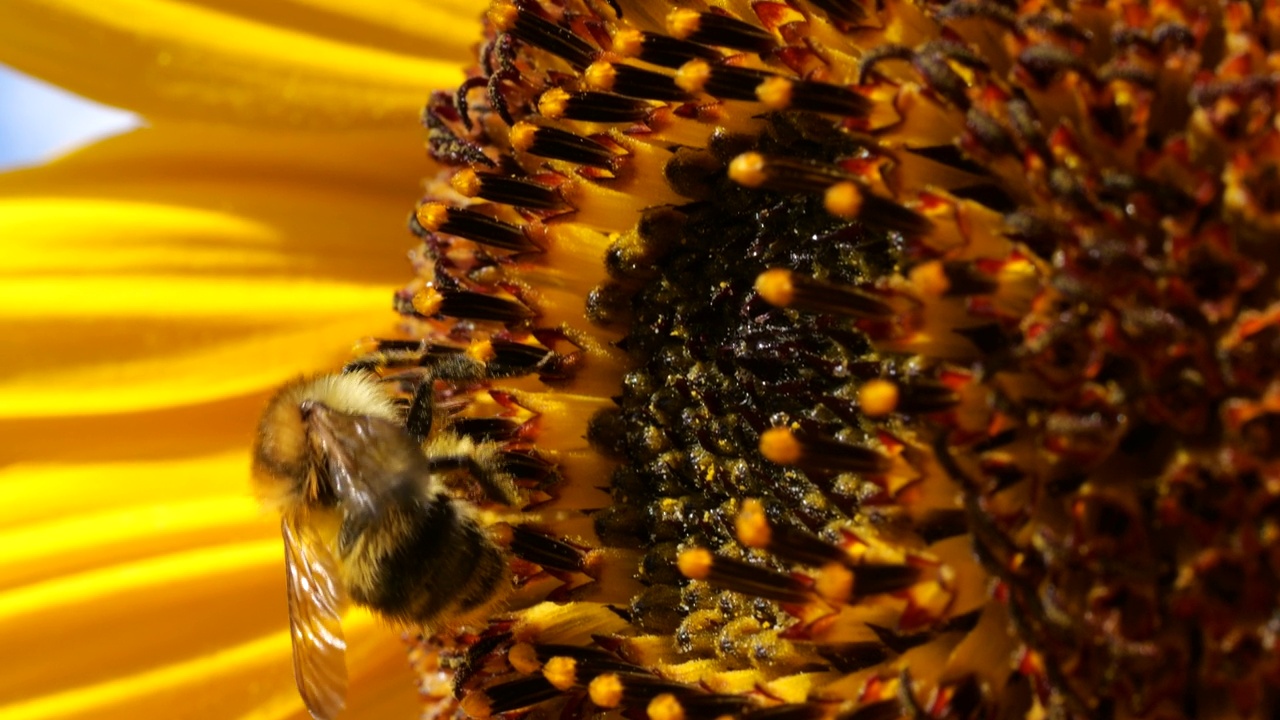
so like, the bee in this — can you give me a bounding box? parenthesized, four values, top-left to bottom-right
(252, 360, 518, 720)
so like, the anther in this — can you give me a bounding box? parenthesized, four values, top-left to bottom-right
(730, 152, 853, 193)
(824, 182, 934, 236)
(676, 60, 777, 101)
(736, 499, 851, 567)
(543, 656, 578, 690)
(755, 77, 871, 116)
(473, 675, 562, 715)
(586, 61, 691, 102)
(510, 122, 618, 169)
(538, 88, 654, 123)
(649, 693, 685, 720)
(667, 9, 777, 54)
(677, 548, 814, 604)
(413, 287, 537, 323)
(884, 378, 960, 414)
(509, 525, 588, 572)
(508, 643, 542, 674)
(754, 268, 896, 319)
(416, 203, 540, 252)
(759, 427, 892, 475)
(611, 28, 723, 68)
(805, 0, 868, 24)
(451, 168, 565, 210)
(813, 642, 892, 673)
(589, 673, 693, 708)
(488, 2, 597, 69)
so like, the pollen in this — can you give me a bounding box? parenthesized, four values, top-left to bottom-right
(350, 0, 1280, 717)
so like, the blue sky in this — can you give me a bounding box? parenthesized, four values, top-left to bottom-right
(0, 64, 138, 170)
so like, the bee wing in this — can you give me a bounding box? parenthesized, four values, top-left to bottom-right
(282, 514, 348, 720)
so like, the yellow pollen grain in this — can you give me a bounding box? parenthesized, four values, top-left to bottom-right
(760, 427, 802, 465)
(756, 77, 795, 110)
(735, 498, 772, 548)
(815, 562, 854, 603)
(589, 674, 624, 707)
(510, 121, 538, 152)
(468, 340, 497, 363)
(486, 2, 519, 32)
(675, 59, 712, 93)
(543, 656, 579, 690)
(508, 642, 542, 674)
(611, 27, 645, 57)
(416, 201, 450, 231)
(538, 88, 571, 119)
(859, 379, 900, 417)
(666, 8, 703, 39)
(909, 260, 950, 296)
(412, 288, 444, 317)
(451, 168, 482, 198)
(460, 692, 494, 719)
(649, 693, 686, 720)
(728, 152, 768, 188)
(824, 181, 864, 219)
(677, 548, 714, 580)
(755, 268, 795, 308)
(585, 61, 617, 91)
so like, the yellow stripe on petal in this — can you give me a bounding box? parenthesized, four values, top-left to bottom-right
(0, 122, 433, 417)
(196, 0, 482, 62)
(0, 495, 273, 591)
(0, 607, 415, 720)
(0, 0, 468, 129)
(0, 452, 254, 528)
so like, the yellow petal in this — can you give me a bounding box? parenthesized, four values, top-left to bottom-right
(0, 0, 474, 128)
(0, 124, 428, 417)
(0, 455, 415, 720)
(195, 0, 483, 61)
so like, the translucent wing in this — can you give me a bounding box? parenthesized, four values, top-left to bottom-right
(282, 514, 348, 720)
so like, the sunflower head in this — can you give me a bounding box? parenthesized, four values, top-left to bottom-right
(254, 0, 1280, 717)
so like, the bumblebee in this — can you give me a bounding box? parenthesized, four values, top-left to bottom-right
(252, 361, 516, 720)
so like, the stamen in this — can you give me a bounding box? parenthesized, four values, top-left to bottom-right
(610, 28, 723, 68)
(488, 2, 597, 69)
(814, 641, 892, 673)
(676, 60, 776, 102)
(824, 182, 934, 236)
(469, 675, 562, 716)
(858, 378, 960, 415)
(538, 88, 655, 123)
(509, 525, 588, 572)
(837, 701, 902, 720)
(667, 9, 777, 54)
(585, 61, 691, 102)
(730, 152, 853, 193)
(416, 202, 540, 252)
(510, 122, 618, 169)
(412, 287, 537, 323)
(754, 268, 896, 319)
(741, 703, 829, 720)
(759, 427, 892, 475)
(735, 499, 849, 567)
(589, 673, 697, 708)
(755, 77, 871, 116)
(804, 0, 868, 24)
(914, 509, 969, 544)
(451, 168, 566, 210)
(677, 548, 814, 604)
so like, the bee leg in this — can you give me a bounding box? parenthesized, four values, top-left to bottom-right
(424, 445, 520, 506)
(405, 354, 490, 444)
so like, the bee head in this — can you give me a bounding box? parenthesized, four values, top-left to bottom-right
(251, 372, 400, 511)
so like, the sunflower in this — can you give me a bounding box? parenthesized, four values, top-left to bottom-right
(6, 0, 1280, 719)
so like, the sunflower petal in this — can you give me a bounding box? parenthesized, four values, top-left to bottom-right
(0, 0, 474, 128)
(0, 124, 427, 417)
